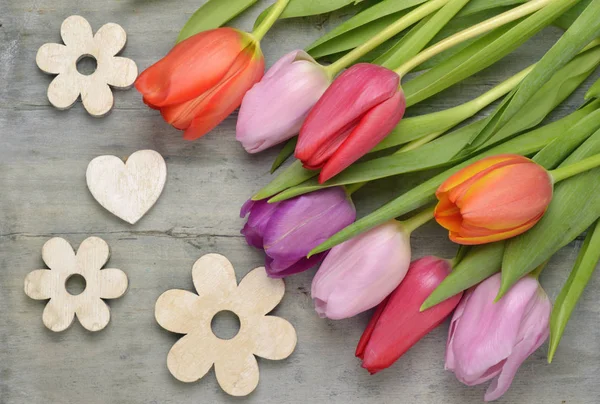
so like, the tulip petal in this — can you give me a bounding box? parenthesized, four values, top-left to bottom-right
(135, 28, 247, 107)
(355, 295, 389, 360)
(319, 91, 405, 182)
(437, 154, 528, 196)
(240, 199, 279, 249)
(296, 64, 400, 168)
(449, 213, 543, 245)
(264, 252, 326, 278)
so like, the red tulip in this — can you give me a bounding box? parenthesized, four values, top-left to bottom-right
(435, 154, 553, 245)
(135, 27, 264, 140)
(295, 63, 406, 183)
(356, 256, 462, 374)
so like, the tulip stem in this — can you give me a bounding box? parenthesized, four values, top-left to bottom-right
(549, 153, 600, 183)
(324, 0, 451, 79)
(530, 260, 549, 280)
(252, 0, 291, 41)
(402, 206, 436, 234)
(394, 0, 553, 78)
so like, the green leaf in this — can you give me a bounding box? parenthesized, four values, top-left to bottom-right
(308, 109, 587, 256)
(458, 0, 526, 16)
(467, 0, 600, 149)
(499, 127, 600, 298)
(585, 77, 600, 100)
(403, 0, 581, 107)
(463, 44, 600, 153)
(421, 242, 504, 310)
(308, 10, 412, 59)
(553, 0, 593, 30)
(548, 219, 600, 363)
(373, 0, 471, 70)
(254, 0, 366, 30)
(177, 0, 259, 43)
(252, 160, 314, 200)
(270, 138, 297, 173)
(306, 0, 427, 56)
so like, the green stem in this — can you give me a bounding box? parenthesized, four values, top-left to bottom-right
(402, 206, 436, 234)
(530, 260, 549, 279)
(324, 0, 451, 78)
(252, 0, 291, 41)
(394, 0, 552, 78)
(549, 153, 600, 183)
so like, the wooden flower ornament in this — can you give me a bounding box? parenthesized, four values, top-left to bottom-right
(155, 254, 297, 396)
(36, 15, 137, 116)
(24, 237, 128, 332)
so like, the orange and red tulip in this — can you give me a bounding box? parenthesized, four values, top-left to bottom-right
(435, 154, 553, 245)
(135, 27, 264, 140)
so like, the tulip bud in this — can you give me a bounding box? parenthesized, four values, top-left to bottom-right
(237, 50, 331, 153)
(311, 221, 411, 320)
(356, 256, 462, 374)
(435, 154, 553, 245)
(240, 187, 356, 278)
(446, 273, 551, 401)
(136, 27, 265, 140)
(295, 63, 406, 183)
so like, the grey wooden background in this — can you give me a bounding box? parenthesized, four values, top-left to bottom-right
(1, 1, 599, 403)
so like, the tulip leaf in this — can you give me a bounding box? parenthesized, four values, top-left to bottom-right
(553, 0, 593, 30)
(585, 77, 600, 100)
(306, 0, 427, 56)
(548, 219, 600, 363)
(371, 0, 471, 70)
(177, 0, 259, 43)
(252, 160, 315, 200)
(421, 242, 504, 310)
(499, 128, 600, 298)
(403, 0, 581, 107)
(270, 138, 298, 173)
(466, 0, 600, 150)
(254, 0, 366, 31)
(308, 110, 589, 256)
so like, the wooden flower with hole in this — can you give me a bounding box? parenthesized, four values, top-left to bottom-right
(36, 15, 137, 116)
(155, 253, 297, 396)
(24, 237, 128, 332)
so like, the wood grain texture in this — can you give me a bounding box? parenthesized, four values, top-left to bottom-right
(86, 149, 167, 224)
(0, 0, 599, 403)
(155, 253, 296, 396)
(23, 237, 128, 332)
(35, 15, 137, 116)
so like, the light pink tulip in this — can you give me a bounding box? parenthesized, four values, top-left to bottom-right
(446, 273, 551, 401)
(236, 50, 331, 153)
(311, 220, 411, 320)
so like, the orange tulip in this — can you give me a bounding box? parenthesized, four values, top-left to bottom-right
(435, 154, 553, 245)
(135, 27, 265, 140)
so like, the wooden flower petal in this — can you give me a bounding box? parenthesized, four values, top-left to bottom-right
(42, 237, 76, 272)
(192, 254, 237, 303)
(155, 289, 203, 334)
(43, 298, 75, 332)
(24, 269, 57, 300)
(47, 73, 81, 110)
(104, 56, 138, 88)
(36, 43, 70, 74)
(77, 237, 110, 272)
(81, 80, 114, 117)
(95, 268, 128, 299)
(94, 23, 127, 57)
(167, 332, 218, 383)
(76, 299, 111, 332)
(233, 267, 284, 317)
(214, 351, 260, 396)
(250, 316, 297, 360)
(61, 15, 93, 49)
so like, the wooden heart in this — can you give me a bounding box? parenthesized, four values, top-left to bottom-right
(86, 150, 167, 224)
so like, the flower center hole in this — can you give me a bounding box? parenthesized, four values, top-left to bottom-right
(65, 274, 87, 295)
(76, 55, 98, 76)
(210, 310, 240, 340)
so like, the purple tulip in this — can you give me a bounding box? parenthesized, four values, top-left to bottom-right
(236, 50, 331, 153)
(240, 187, 356, 278)
(311, 221, 412, 320)
(446, 273, 551, 402)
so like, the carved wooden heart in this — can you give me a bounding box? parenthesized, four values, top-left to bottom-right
(86, 150, 167, 224)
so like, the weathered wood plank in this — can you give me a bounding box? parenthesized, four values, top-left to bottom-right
(1, 0, 599, 403)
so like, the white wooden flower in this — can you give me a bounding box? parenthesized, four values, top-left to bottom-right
(24, 237, 128, 332)
(155, 254, 297, 396)
(36, 15, 137, 116)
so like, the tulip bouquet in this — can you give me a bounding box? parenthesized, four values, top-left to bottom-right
(136, 0, 600, 401)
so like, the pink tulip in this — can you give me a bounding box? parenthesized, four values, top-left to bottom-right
(446, 273, 551, 401)
(236, 50, 331, 153)
(311, 221, 411, 320)
(296, 63, 406, 183)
